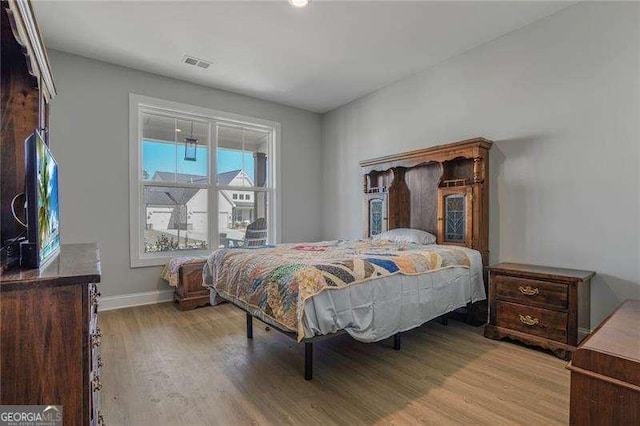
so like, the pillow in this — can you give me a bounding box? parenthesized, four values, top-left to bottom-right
(372, 228, 436, 245)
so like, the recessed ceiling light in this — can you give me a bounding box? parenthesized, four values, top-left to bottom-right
(176, 129, 182, 132)
(289, 0, 310, 8)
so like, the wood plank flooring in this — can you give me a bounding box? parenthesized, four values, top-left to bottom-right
(99, 302, 570, 425)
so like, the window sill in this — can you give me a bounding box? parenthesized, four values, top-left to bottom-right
(130, 249, 211, 268)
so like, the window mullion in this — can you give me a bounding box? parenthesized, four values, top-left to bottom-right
(142, 181, 208, 190)
(216, 185, 270, 192)
(174, 117, 178, 183)
(210, 121, 217, 249)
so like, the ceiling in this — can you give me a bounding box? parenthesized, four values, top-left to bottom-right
(33, 1, 576, 113)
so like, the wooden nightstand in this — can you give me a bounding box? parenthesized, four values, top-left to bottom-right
(484, 262, 595, 360)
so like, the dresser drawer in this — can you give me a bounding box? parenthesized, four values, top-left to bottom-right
(494, 274, 568, 310)
(496, 300, 568, 343)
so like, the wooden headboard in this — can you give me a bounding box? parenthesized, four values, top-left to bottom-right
(360, 137, 492, 264)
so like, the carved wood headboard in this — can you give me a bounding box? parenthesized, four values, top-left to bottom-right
(360, 137, 492, 264)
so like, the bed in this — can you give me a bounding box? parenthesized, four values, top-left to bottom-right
(203, 138, 492, 379)
(203, 239, 485, 379)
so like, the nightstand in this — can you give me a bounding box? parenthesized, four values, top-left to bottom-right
(484, 262, 595, 360)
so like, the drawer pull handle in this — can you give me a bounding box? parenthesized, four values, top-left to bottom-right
(91, 334, 102, 348)
(91, 287, 101, 307)
(519, 314, 539, 326)
(92, 376, 102, 392)
(518, 285, 539, 296)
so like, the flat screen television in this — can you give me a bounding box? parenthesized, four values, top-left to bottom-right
(21, 131, 60, 268)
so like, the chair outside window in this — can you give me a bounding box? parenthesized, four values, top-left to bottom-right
(222, 217, 267, 248)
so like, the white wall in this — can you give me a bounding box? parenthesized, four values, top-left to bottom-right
(48, 50, 323, 297)
(322, 2, 640, 327)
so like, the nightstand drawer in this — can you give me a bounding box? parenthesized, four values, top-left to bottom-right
(494, 274, 568, 310)
(496, 300, 567, 343)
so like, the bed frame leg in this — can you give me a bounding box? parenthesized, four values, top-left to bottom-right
(304, 342, 313, 381)
(393, 333, 401, 350)
(246, 313, 253, 339)
(465, 302, 473, 325)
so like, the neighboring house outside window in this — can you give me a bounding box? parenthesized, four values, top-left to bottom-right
(129, 94, 280, 267)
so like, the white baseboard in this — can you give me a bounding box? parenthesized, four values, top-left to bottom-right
(578, 327, 592, 342)
(99, 289, 174, 312)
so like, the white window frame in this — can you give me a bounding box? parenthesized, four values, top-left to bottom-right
(129, 94, 281, 267)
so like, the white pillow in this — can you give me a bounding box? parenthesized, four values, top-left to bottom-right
(372, 228, 436, 245)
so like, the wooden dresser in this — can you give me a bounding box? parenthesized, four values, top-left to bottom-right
(567, 299, 640, 424)
(484, 262, 594, 360)
(0, 244, 103, 426)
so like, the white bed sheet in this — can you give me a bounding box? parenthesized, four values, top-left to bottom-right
(208, 245, 485, 342)
(300, 245, 484, 342)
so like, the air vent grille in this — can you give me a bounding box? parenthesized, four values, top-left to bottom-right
(182, 55, 212, 69)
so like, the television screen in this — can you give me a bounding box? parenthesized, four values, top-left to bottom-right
(24, 131, 60, 267)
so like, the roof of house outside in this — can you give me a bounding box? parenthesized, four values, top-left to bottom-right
(217, 169, 240, 185)
(145, 187, 199, 206)
(152, 171, 208, 184)
(152, 169, 254, 186)
(147, 169, 254, 206)
(217, 169, 254, 186)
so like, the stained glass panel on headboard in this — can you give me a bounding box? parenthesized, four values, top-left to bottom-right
(444, 194, 465, 241)
(369, 198, 384, 236)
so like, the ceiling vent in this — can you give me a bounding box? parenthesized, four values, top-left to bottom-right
(182, 55, 212, 69)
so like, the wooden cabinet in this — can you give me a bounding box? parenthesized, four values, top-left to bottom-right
(360, 138, 492, 323)
(360, 138, 491, 262)
(566, 299, 640, 424)
(484, 262, 594, 360)
(0, 244, 103, 425)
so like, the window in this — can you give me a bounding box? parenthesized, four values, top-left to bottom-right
(216, 124, 271, 249)
(130, 94, 280, 267)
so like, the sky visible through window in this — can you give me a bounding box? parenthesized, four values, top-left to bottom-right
(142, 140, 255, 181)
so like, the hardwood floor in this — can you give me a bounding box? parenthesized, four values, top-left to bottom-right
(99, 302, 570, 425)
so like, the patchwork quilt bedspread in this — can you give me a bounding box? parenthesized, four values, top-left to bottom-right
(203, 239, 472, 340)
